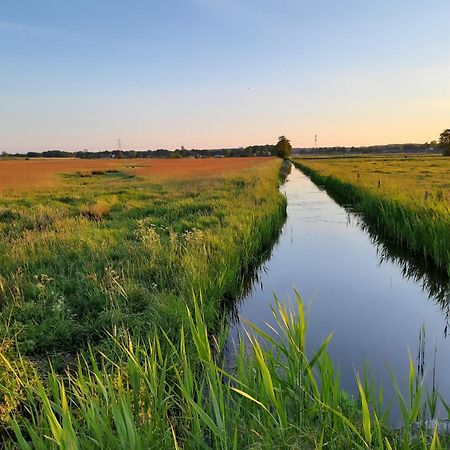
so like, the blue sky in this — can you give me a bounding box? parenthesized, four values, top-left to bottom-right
(1, 0, 449, 151)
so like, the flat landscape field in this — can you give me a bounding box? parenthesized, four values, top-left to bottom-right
(295, 155, 450, 203)
(2, 156, 450, 448)
(0, 157, 285, 360)
(0, 157, 270, 192)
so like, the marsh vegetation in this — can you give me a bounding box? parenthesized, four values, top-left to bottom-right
(0, 157, 449, 448)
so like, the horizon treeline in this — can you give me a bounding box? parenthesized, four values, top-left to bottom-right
(297, 142, 440, 155)
(0, 142, 441, 159)
(0, 145, 277, 159)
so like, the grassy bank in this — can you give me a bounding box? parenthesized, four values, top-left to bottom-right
(293, 156, 450, 275)
(0, 158, 286, 430)
(4, 294, 449, 449)
(2, 157, 448, 448)
(0, 158, 286, 358)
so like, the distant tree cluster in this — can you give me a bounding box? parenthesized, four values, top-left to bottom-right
(294, 143, 441, 156)
(4, 133, 447, 159)
(438, 129, 450, 156)
(1, 145, 278, 160)
(275, 136, 292, 159)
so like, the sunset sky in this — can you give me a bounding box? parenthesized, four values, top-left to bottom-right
(1, 0, 450, 152)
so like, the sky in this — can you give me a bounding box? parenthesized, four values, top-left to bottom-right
(1, 0, 450, 152)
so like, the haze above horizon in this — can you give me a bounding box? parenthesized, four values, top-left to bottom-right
(1, 0, 449, 152)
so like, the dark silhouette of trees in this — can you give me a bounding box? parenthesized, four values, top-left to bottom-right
(275, 136, 292, 159)
(9, 144, 278, 159)
(438, 129, 450, 156)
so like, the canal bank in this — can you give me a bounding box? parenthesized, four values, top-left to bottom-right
(226, 165, 450, 422)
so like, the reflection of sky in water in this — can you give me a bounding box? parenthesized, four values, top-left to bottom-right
(226, 167, 450, 422)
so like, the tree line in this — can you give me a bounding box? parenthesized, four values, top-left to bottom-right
(294, 143, 442, 156)
(295, 130, 450, 156)
(0, 145, 277, 159)
(1, 130, 449, 159)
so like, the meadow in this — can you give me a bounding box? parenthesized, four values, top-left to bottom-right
(0, 158, 273, 192)
(0, 157, 285, 355)
(0, 157, 285, 417)
(0, 156, 449, 449)
(293, 155, 450, 275)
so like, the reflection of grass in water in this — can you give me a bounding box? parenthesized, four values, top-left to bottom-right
(5, 293, 449, 449)
(222, 160, 291, 323)
(346, 210, 450, 314)
(293, 156, 450, 276)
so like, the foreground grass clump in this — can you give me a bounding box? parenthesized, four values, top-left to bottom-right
(293, 156, 450, 275)
(4, 294, 449, 449)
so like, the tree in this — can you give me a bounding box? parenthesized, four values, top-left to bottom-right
(275, 136, 292, 159)
(438, 129, 450, 156)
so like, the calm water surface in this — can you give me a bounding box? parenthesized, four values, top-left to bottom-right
(227, 166, 450, 417)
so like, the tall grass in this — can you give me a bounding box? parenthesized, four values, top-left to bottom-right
(0, 160, 286, 358)
(0, 159, 288, 440)
(2, 293, 448, 449)
(293, 160, 450, 276)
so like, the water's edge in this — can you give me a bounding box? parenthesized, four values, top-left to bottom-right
(226, 165, 450, 421)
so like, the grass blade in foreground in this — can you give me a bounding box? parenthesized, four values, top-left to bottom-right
(3, 292, 449, 449)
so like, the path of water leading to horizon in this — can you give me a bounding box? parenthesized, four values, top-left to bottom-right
(226, 166, 450, 420)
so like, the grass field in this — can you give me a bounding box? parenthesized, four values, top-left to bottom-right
(293, 155, 449, 202)
(0, 158, 271, 192)
(294, 155, 450, 275)
(0, 157, 286, 355)
(1, 156, 449, 448)
(0, 157, 286, 424)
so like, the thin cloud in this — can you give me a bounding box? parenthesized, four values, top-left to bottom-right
(0, 20, 84, 40)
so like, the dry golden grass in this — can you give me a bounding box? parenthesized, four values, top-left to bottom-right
(296, 155, 450, 204)
(0, 157, 272, 192)
(131, 157, 271, 180)
(80, 200, 112, 221)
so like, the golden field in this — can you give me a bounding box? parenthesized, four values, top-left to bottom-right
(0, 157, 270, 192)
(295, 155, 450, 204)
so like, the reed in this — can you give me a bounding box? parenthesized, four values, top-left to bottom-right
(0, 158, 287, 441)
(3, 293, 448, 449)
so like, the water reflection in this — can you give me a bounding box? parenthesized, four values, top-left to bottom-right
(347, 212, 450, 336)
(226, 167, 450, 420)
(218, 167, 289, 326)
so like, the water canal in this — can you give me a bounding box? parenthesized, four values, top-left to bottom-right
(226, 165, 450, 420)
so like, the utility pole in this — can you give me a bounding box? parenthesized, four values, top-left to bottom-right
(118, 138, 122, 152)
(314, 134, 318, 149)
